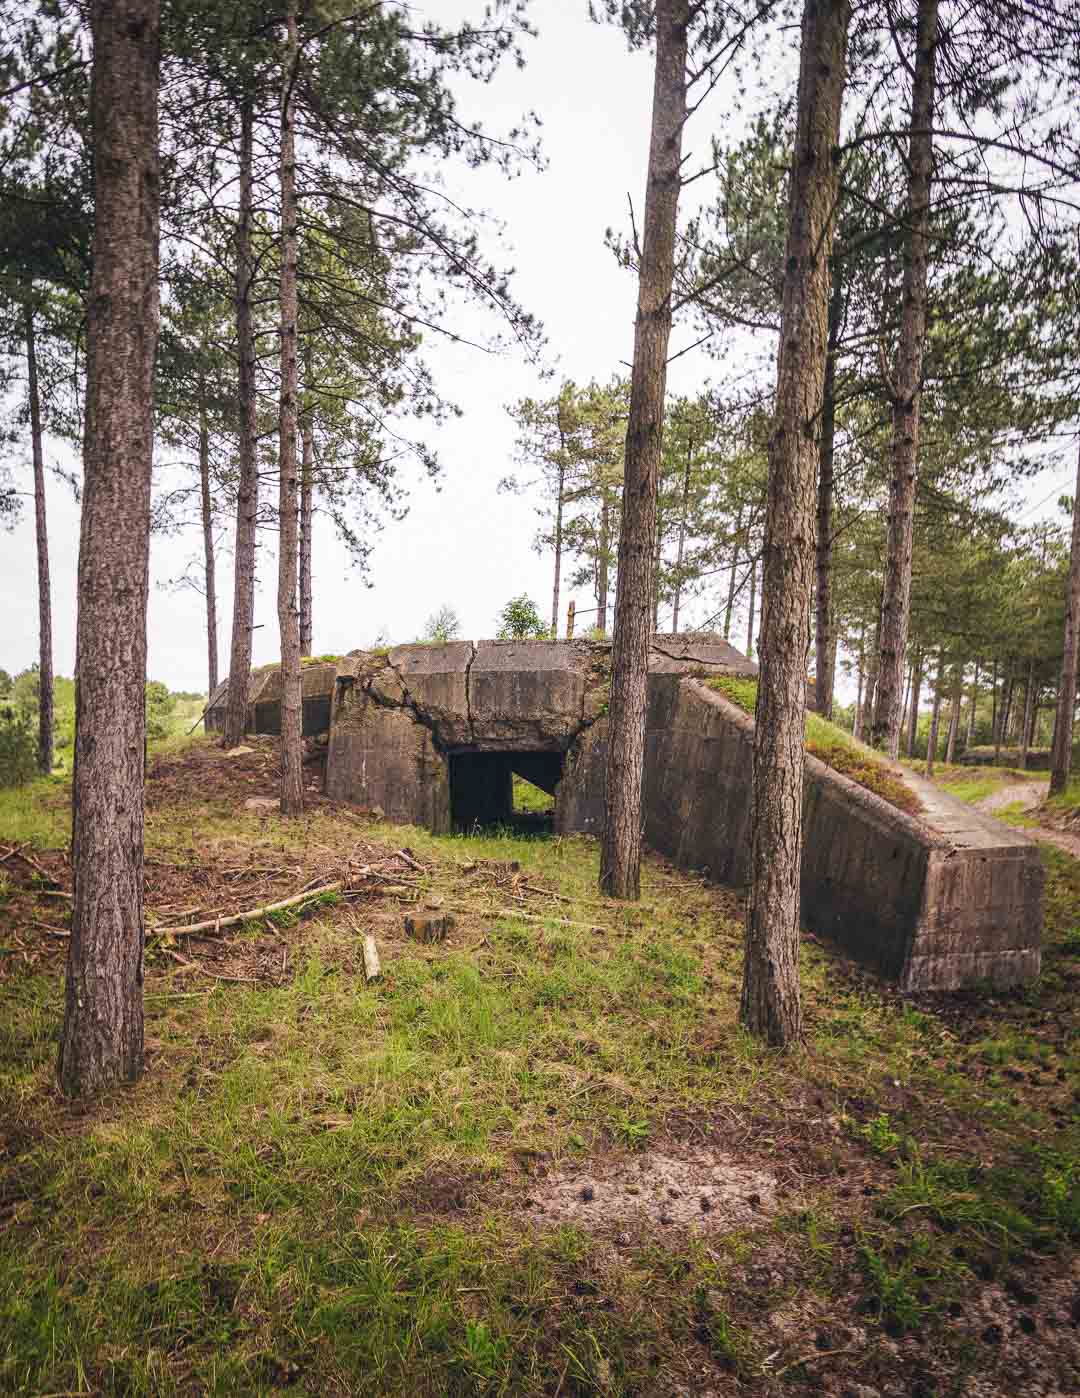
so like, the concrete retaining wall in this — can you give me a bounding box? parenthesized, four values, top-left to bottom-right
(637, 678, 1042, 990)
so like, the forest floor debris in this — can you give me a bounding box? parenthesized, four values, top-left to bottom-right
(0, 734, 1078, 1397)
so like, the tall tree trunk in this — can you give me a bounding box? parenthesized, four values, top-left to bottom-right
(277, 0, 303, 817)
(223, 95, 258, 747)
(906, 649, 923, 758)
(945, 665, 962, 765)
(741, 0, 851, 1047)
(965, 662, 978, 748)
(863, 606, 881, 737)
(198, 380, 218, 695)
(597, 496, 610, 635)
(746, 554, 757, 658)
(551, 424, 567, 636)
(600, 0, 688, 900)
(58, 0, 160, 1097)
(925, 650, 944, 777)
(990, 658, 998, 747)
(814, 260, 843, 718)
(299, 417, 313, 657)
(997, 667, 1014, 757)
(24, 295, 53, 775)
(853, 624, 866, 740)
(723, 507, 743, 640)
(671, 432, 693, 633)
(1050, 443, 1080, 795)
(901, 665, 912, 748)
(1019, 661, 1035, 771)
(870, 0, 939, 751)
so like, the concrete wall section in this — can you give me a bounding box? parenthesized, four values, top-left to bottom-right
(636, 678, 1042, 991)
(470, 640, 586, 749)
(325, 680, 450, 833)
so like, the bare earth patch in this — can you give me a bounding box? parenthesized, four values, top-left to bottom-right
(524, 1147, 784, 1233)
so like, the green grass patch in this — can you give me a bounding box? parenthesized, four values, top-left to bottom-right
(707, 677, 922, 816)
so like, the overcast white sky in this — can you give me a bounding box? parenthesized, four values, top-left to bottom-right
(1, 1, 1073, 694)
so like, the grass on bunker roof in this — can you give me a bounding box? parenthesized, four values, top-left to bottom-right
(0, 735, 1078, 1396)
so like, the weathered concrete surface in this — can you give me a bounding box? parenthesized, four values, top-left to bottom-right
(385, 642, 474, 746)
(635, 678, 1042, 991)
(469, 640, 586, 748)
(325, 682, 450, 832)
(205, 661, 337, 738)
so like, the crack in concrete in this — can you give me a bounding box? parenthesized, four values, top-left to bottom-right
(464, 641, 477, 744)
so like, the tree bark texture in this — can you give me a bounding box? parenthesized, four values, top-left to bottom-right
(1019, 662, 1035, 770)
(965, 663, 978, 748)
(945, 666, 962, 765)
(723, 507, 743, 640)
(740, 0, 851, 1047)
(906, 650, 923, 758)
(870, 0, 938, 751)
(58, 0, 160, 1097)
(551, 422, 567, 635)
(277, 1, 303, 817)
(671, 433, 692, 633)
(925, 651, 944, 776)
(24, 296, 54, 775)
(1050, 443, 1080, 795)
(600, 0, 689, 900)
(198, 382, 218, 695)
(853, 625, 866, 740)
(814, 260, 843, 719)
(299, 417, 313, 657)
(223, 95, 258, 747)
(746, 555, 757, 658)
(597, 497, 610, 635)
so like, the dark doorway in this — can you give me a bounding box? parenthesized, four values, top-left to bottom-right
(449, 750, 564, 831)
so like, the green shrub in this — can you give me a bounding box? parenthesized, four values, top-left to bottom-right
(0, 705, 38, 787)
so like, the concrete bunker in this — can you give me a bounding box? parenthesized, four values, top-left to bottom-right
(208, 634, 1044, 991)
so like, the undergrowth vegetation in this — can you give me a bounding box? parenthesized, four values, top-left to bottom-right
(706, 677, 922, 816)
(0, 738, 1077, 1394)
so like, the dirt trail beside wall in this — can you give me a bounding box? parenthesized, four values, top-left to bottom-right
(975, 777, 1080, 859)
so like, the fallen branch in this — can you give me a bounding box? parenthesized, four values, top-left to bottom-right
(396, 848, 426, 873)
(157, 882, 343, 938)
(0, 843, 28, 864)
(164, 949, 259, 983)
(772, 1344, 858, 1380)
(31, 921, 70, 938)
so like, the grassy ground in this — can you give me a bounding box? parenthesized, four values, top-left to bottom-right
(707, 678, 921, 816)
(512, 775, 555, 815)
(1, 737, 1078, 1396)
(1046, 778, 1080, 822)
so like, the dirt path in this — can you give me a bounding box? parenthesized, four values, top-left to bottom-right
(974, 775, 1080, 859)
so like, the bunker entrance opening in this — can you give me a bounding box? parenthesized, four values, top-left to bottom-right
(449, 751, 563, 832)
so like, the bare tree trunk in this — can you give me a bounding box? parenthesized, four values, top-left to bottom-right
(863, 607, 881, 736)
(990, 658, 998, 748)
(198, 380, 218, 695)
(24, 295, 53, 775)
(853, 624, 866, 740)
(58, 0, 160, 1097)
(277, 1, 303, 817)
(596, 496, 610, 635)
(906, 649, 923, 758)
(965, 661, 978, 749)
(997, 667, 1014, 758)
(746, 554, 757, 658)
(723, 507, 743, 640)
(551, 425, 567, 636)
(600, 0, 688, 900)
(814, 261, 843, 718)
(901, 665, 912, 749)
(671, 432, 693, 633)
(299, 417, 313, 657)
(925, 650, 944, 777)
(223, 95, 258, 747)
(871, 0, 939, 751)
(1019, 661, 1035, 771)
(945, 666, 962, 765)
(741, 0, 851, 1047)
(1050, 443, 1080, 795)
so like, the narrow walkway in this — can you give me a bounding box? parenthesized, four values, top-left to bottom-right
(974, 776, 1080, 859)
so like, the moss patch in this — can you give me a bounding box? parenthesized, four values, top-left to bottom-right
(706, 677, 922, 817)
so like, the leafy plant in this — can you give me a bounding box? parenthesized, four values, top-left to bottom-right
(495, 595, 549, 640)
